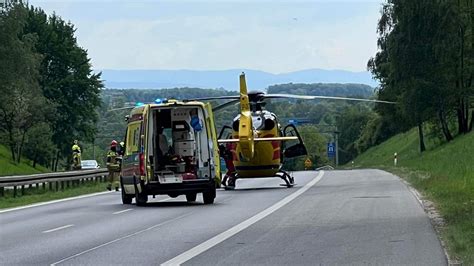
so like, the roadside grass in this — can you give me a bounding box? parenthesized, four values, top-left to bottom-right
(353, 129, 474, 264)
(0, 180, 110, 210)
(0, 144, 50, 176)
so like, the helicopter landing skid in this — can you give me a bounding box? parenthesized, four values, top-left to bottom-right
(222, 171, 294, 189)
(276, 170, 294, 188)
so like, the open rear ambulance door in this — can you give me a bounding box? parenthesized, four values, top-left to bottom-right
(205, 103, 221, 187)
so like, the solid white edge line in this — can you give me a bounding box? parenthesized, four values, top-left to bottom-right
(0, 191, 113, 214)
(113, 208, 133, 215)
(42, 224, 74, 233)
(51, 212, 194, 266)
(161, 170, 325, 266)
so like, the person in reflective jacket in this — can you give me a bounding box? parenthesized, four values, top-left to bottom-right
(106, 140, 120, 191)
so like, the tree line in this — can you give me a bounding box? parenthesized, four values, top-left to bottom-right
(0, 3, 102, 170)
(368, 0, 473, 152)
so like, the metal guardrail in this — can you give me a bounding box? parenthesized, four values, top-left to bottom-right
(0, 169, 109, 197)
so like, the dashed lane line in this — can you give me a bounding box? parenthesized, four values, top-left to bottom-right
(42, 224, 74, 234)
(113, 209, 133, 215)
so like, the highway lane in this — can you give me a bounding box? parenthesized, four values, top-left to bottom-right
(0, 170, 446, 265)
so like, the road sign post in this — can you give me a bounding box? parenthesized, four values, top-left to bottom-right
(327, 142, 336, 166)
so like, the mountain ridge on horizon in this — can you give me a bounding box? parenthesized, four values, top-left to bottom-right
(100, 68, 378, 90)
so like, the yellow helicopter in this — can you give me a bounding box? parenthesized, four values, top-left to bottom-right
(189, 73, 394, 190)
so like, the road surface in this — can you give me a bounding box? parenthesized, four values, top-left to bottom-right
(0, 170, 446, 265)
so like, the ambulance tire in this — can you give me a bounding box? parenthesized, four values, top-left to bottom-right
(121, 177, 133, 204)
(134, 177, 147, 206)
(186, 193, 197, 202)
(135, 190, 147, 206)
(121, 187, 133, 204)
(203, 187, 216, 205)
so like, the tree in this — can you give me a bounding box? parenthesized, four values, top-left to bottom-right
(0, 3, 49, 163)
(23, 123, 56, 168)
(23, 7, 103, 170)
(368, 0, 473, 152)
(336, 105, 374, 163)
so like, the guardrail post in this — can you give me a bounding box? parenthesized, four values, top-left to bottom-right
(0, 187, 4, 197)
(55, 181, 59, 191)
(49, 182, 52, 191)
(61, 181, 64, 190)
(21, 185, 25, 196)
(13, 186, 17, 197)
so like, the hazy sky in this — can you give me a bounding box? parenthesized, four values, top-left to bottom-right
(30, 0, 383, 73)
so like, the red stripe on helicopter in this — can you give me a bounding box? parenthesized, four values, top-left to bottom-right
(272, 150, 280, 160)
(261, 134, 281, 160)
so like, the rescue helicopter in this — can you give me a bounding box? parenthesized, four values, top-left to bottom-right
(187, 73, 394, 190)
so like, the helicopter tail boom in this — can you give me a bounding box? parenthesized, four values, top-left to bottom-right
(238, 73, 254, 160)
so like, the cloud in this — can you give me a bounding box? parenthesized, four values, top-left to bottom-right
(31, 0, 382, 72)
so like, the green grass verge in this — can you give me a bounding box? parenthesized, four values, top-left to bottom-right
(0, 180, 110, 210)
(0, 144, 50, 176)
(353, 129, 474, 264)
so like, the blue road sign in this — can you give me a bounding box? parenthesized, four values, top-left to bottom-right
(288, 119, 298, 125)
(327, 142, 335, 158)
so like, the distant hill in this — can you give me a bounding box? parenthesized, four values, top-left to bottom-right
(100, 69, 378, 90)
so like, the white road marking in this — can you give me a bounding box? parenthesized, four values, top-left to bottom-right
(0, 191, 113, 214)
(50, 212, 194, 265)
(42, 224, 74, 234)
(161, 170, 325, 266)
(113, 209, 133, 215)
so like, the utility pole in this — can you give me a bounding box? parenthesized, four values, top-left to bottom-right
(335, 127, 340, 166)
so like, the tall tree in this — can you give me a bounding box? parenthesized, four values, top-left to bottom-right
(0, 4, 49, 163)
(23, 7, 103, 170)
(368, 0, 474, 150)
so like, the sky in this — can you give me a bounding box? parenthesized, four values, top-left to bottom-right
(30, 0, 384, 73)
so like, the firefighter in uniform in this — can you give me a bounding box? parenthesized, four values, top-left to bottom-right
(72, 140, 82, 170)
(106, 140, 121, 191)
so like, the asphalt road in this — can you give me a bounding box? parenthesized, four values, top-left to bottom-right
(0, 170, 446, 265)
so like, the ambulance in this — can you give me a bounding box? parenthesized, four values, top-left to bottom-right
(120, 99, 220, 206)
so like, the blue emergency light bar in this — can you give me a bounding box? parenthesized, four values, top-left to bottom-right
(154, 98, 168, 104)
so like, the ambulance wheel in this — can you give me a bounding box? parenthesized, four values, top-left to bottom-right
(186, 193, 197, 202)
(203, 187, 216, 204)
(135, 191, 147, 206)
(134, 178, 147, 206)
(121, 187, 133, 204)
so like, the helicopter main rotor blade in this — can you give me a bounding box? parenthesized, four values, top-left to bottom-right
(186, 95, 240, 101)
(213, 99, 240, 111)
(265, 94, 395, 104)
(107, 106, 135, 112)
(218, 136, 298, 143)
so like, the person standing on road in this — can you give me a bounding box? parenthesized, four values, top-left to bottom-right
(72, 140, 82, 170)
(106, 140, 120, 191)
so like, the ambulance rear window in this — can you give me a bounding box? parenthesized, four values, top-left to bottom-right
(126, 122, 141, 155)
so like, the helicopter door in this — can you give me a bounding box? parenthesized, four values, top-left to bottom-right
(282, 124, 307, 158)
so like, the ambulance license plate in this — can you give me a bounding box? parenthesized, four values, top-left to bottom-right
(159, 175, 182, 184)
